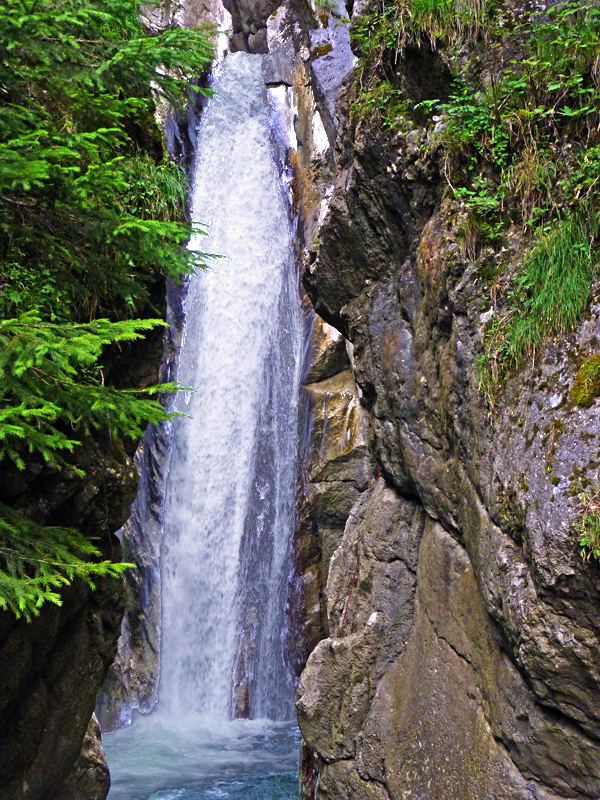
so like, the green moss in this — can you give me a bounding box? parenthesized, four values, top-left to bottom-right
(551, 476, 560, 486)
(570, 354, 600, 408)
(311, 43, 333, 58)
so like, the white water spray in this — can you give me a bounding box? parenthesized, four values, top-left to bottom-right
(158, 52, 301, 721)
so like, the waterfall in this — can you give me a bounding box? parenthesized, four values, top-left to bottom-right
(158, 51, 301, 722)
(103, 51, 301, 800)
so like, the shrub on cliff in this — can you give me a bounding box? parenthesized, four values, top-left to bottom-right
(351, 0, 600, 402)
(0, 0, 214, 618)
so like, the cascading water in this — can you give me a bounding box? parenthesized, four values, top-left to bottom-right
(160, 50, 300, 723)
(104, 51, 302, 800)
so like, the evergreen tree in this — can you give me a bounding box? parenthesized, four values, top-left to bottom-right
(0, 0, 214, 618)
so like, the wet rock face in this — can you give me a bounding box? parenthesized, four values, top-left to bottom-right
(60, 714, 111, 800)
(96, 426, 168, 732)
(290, 316, 372, 676)
(0, 582, 122, 800)
(224, 0, 283, 52)
(0, 434, 135, 800)
(296, 34, 600, 800)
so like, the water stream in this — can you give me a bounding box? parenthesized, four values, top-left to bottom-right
(104, 51, 302, 800)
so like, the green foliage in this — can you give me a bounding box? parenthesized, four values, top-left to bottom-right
(351, 0, 600, 406)
(421, 1, 600, 399)
(506, 214, 598, 357)
(0, 0, 214, 322)
(352, 80, 408, 129)
(573, 487, 600, 561)
(0, 0, 215, 617)
(353, 0, 600, 213)
(409, 0, 487, 40)
(0, 312, 182, 473)
(348, 0, 490, 142)
(315, 0, 338, 10)
(0, 504, 133, 619)
(429, 1, 600, 224)
(477, 213, 599, 405)
(570, 354, 600, 408)
(0, 311, 186, 619)
(351, 0, 486, 65)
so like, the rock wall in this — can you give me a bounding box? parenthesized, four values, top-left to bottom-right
(290, 315, 372, 673)
(0, 433, 136, 800)
(293, 7, 600, 800)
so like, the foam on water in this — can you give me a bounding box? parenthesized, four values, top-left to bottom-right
(104, 716, 299, 800)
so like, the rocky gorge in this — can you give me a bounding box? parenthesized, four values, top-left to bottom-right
(290, 0, 600, 796)
(1, 0, 600, 798)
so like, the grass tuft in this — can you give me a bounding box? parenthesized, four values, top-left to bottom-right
(506, 214, 597, 359)
(408, 0, 487, 42)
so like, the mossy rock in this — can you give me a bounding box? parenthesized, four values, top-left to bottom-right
(570, 355, 600, 408)
(311, 43, 333, 58)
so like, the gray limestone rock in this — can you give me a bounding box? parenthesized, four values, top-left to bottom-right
(59, 714, 110, 800)
(296, 21, 600, 799)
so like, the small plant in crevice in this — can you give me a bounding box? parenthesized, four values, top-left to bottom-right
(573, 486, 600, 561)
(351, 80, 409, 129)
(477, 211, 599, 407)
(315, 0, 338, 26)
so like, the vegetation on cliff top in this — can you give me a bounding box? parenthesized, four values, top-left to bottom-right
(350, 0, 600, 559)
(351, 0, 600, 401)
(0, 0, 213, 618)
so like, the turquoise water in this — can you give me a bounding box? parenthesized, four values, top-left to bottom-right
(104, 716, 299, 800)
(144, 773, 298, 799)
